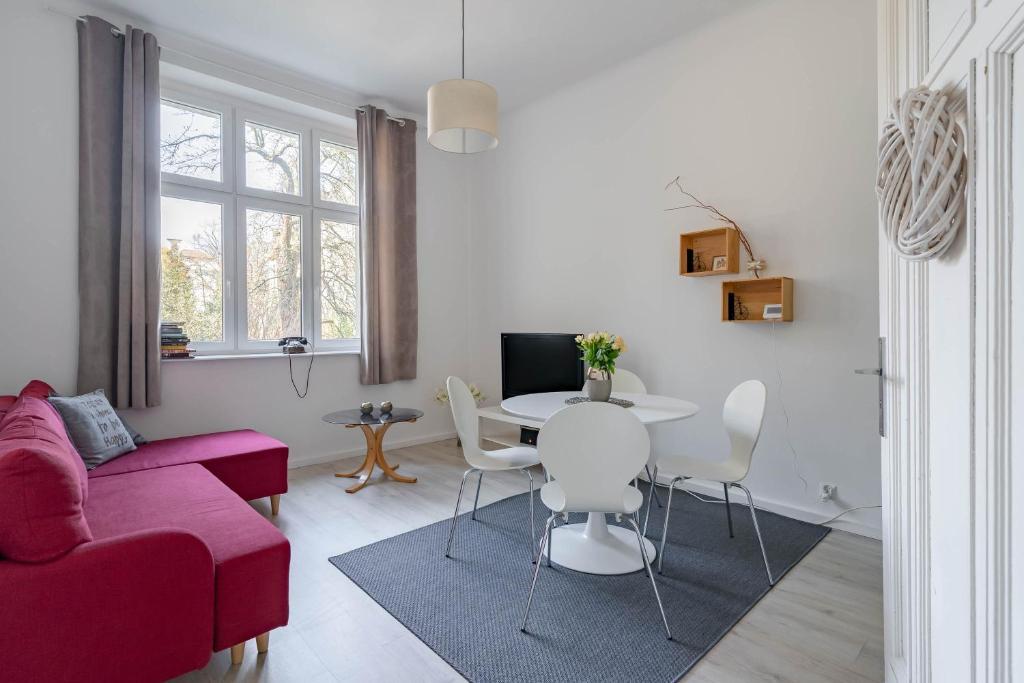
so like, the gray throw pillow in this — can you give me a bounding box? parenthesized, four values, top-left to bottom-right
(49, 390, 137, 469)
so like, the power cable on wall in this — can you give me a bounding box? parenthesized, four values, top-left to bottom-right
(770, 320, 808, 492)
(769, 320, 881, 528)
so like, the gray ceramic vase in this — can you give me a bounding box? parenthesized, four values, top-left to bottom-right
(586, 372, 612, 402)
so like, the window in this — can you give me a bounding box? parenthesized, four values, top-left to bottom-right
(318, 139, 358, 205)
(244, 207, 303, 341)
(244, 121, 302, 196)
(319, 217, 360, 340)
(160, 100, 223, 183)
(159, 195, 224, 342)
(159, 86, 359, 354)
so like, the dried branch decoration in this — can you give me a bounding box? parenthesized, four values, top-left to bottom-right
(664, 176, 764, 277)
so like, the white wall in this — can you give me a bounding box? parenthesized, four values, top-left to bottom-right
(0, 0, 471, 466)
(466, 0, 881, 536)
(0, 0, 80, 393)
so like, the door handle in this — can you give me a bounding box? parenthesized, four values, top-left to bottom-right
(854, 337, 885, 437)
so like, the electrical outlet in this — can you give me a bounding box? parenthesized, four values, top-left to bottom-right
(819, 483, 837, 503)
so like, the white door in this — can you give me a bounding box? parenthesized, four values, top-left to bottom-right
(877, 1, 1024, 681)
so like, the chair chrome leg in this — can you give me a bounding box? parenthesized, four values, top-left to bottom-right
(658, 477, 683, 573)
(626, 518, 672, 640)
(643, 465, 659, 536)
(470, 471, 485, 520)
(645, 465, 662, 508)
(546, 511, 553, 567)
(723, 483, 734, 538)
(521, 468, 536, 561)
(631, 475, 641, 526)
(445, 468, 478, 558)
(732, 483, 775, 585)
(631, 485, 640, 527)
(521, 515, 555, 633)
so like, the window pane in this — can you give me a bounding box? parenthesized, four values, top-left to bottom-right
(159, 197, 224, 342)
(320, 219, 360, 340)
(160, 101, 222, 181)
(245, 122, 301, 195)
(246, 208, 302, 341)
(319, 140, 358, 205)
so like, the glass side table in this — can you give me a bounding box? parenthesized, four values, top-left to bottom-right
(322, 407, 424, 494)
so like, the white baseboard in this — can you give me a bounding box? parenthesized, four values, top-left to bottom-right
(287, 431, 458, 470)
(646, 475, 882, 541)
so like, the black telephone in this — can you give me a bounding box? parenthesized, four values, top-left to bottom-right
(278, 336, 309, 354)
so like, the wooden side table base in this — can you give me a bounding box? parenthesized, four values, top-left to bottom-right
(335, 420, 418, 493)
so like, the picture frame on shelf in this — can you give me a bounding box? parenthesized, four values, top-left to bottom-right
(712, 255, 728, 271)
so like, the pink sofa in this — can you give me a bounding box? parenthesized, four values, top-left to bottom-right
(0, 381, 290, 683)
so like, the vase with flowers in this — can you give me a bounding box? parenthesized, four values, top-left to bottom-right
(575, 332, 627, 402)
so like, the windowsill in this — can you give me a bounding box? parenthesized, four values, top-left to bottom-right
(162, 349, 359, 362)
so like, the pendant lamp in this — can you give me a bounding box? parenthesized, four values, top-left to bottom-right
(427, 0, 498, 153)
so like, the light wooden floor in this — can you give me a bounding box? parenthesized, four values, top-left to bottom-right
(173, 438, 883, 683)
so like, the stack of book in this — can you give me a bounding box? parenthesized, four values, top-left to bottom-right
(160, 322, 196, 359)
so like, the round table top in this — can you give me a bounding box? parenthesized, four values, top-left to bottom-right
(322, 407, 423, 426)
(499, 392, 699, 425)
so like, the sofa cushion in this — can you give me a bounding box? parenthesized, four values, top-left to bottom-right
(19, 379, 56, 401)
(13, 380, 89, 500)
(49, 390, 137, 469)
(0, 397, 93, 562)
(0, 395, 15, 420)
(85, 464, 290, 650)
(89, 429, 288, 502)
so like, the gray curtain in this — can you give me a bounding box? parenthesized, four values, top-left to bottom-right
(77, 17, 161, 408)
(357, 107, 418, 385)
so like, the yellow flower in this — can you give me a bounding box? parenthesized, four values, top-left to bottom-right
(575, 335, 584, 343)
(612, 336, 627, 353)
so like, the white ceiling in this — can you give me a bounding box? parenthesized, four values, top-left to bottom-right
(87, 0, 750, 113)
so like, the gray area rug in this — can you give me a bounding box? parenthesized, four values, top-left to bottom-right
(329, 483, 829, 682)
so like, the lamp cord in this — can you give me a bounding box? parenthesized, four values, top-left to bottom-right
(461, 0, 465, 79)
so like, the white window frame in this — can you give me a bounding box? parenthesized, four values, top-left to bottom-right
(235, 197, 312, 352)
(312, 128, 360, 212)
(236, 107, 312, 205)
(159, 89, 234, 192)
(159, 81, 360, 356)
(159, 184, 237, 353)
(313, 208, 361, 352)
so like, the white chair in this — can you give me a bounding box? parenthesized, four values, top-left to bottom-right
(644, 380, 774, 584)
(445, 376, 541, 559)
(611, 368, 647, 393)
(520, 402, 672, 639)
(612, 369, 662, 509)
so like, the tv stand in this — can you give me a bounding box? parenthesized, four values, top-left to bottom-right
(475, 405, 544, 449)
(519, 427, 539, 446)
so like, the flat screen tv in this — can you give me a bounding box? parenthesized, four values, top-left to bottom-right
(501, 333, 585, 400)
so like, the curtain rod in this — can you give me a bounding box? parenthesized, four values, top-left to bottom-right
(54, 8, 407, 125)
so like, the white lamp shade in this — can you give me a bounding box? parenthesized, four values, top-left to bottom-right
(427, 78, 499, 153)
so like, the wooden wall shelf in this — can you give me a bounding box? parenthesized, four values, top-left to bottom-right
(679, 227, 740, 277)
(721, 277, 794, 322)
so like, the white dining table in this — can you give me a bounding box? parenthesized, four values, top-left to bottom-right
(499, 391, 699, 575)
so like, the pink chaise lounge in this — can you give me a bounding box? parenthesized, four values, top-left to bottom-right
(0, 380, 291, 683)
